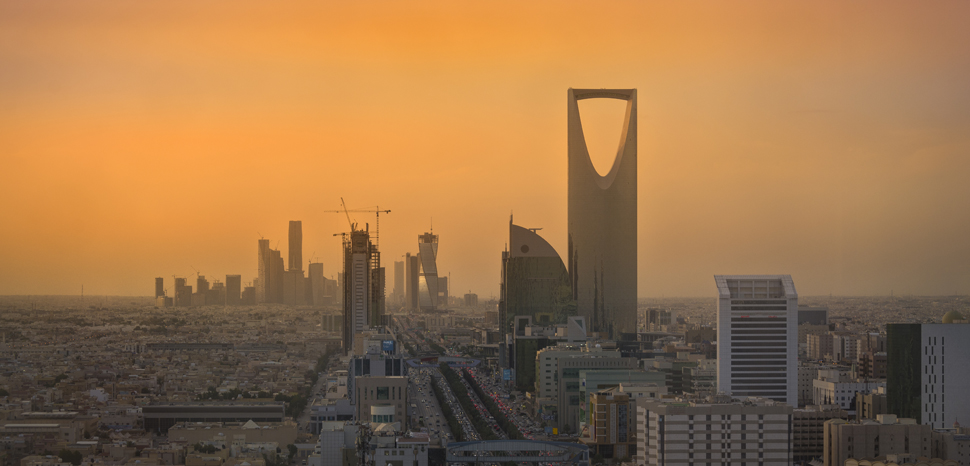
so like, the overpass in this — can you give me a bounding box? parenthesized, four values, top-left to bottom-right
(446, 439, 589, 465)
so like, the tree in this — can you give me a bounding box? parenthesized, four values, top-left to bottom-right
(287, 444, 297, 462)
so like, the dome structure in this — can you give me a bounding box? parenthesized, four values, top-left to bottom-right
(942, 310, 965, 324)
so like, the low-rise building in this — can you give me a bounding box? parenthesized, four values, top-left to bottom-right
(635, 396, 793, 466)
(823, 415, 933, 466)
(793, 405, 848, 463)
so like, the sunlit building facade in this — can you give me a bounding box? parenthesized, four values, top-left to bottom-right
(567, 88, 638, 338)
(715, 275, 798, 406)
(417, 232, 439, 311)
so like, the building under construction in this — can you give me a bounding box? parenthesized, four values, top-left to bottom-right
(341, 225, 385, 354)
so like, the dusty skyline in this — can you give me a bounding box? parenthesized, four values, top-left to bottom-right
(2, 1, 969, 297)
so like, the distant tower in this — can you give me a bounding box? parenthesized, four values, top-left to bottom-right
(289, 221, 303, 272)
(417, 232, 439, 311)
(393, 260, 404, 304)
(308, 263, 325, 307)
(715, 275, 798, 406)
(225, 275, 241, 305)
(567, 88, 637, 338)
(257, 239, 270, 303)
(437, 276, 448, 309)
(196, 275, 209, 294)
(155, 277, 164, 298)
(405, 253, 419, 311)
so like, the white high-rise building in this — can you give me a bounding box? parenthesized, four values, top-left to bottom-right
(715, 275, 798, 406)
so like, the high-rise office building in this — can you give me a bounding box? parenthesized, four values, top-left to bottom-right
(174, 277, 191, 307)
(499, 216, 572, 338)
(257, 239, 270, 303)
(342, 227, 384, 354)
(393, 260, 404, 304)
(155, 277, 164, 298)
(404, 253, 418, 311)
(437, 276, 448, 308)
(567, 88, 637, 338)
(417, 232, 439, 311)
(283, 270, 305, 305)
(309, 262, 325, 307)
(225, 275, 241, 305)
(886, 318, 970, 429)
(715, 275, 798, 406)
(270, 249, 284, 303)
(289, 220, 302, 272)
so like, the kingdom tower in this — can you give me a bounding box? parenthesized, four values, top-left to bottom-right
(567, 88, 637, 337)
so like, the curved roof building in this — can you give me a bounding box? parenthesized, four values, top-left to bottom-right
(567, 88, 638, 337)
(499, 217, 572, 336)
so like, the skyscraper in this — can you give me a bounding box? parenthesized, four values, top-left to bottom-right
(342, 227, 384, 354)
(393, 260, 404, 304)
(567, 88, 637, 337)
(437, 276, 448, 308)
(417, 232, 439, 311)
(886, 319, 970, 429)
(174, 277, 191, 307)
(499, 216, 572, 338)
(288, 220, 302, 272)
(715, 275, 798, 406)
(405, 253, 418, 311)
(269, 249, 284, 303)
(283, 270, 305, 305)
(155, 277, 164, 298)
(257, 239, 270, 303)
(309, 262, 325, 307)
(225, 274, 241, 305)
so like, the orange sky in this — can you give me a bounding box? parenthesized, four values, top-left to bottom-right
(2, 0, 970, 297)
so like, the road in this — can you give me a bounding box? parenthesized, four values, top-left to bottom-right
(407, 367, 454, 444)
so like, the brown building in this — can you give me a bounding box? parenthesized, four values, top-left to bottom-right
(793, 405, 848, 463)
(858, 352, 887, 379)
(582, 389, 636, 461)
(353, 376, 408, 427)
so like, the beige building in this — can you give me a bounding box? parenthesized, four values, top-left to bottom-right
(635, 396, 793, 466)
(354, 376, 408, 427)
(855, 387, 888, 420)
(823, 415, 933, 466)
(167, 420, 298, 449)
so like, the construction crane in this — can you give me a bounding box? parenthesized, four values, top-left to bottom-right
(325, 198, 391, 248)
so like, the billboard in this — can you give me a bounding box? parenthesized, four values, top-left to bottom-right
(382, 340, 395, 353)
(503, 369, 512, 381)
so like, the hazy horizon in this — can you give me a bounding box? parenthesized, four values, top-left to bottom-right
(3, 1, 970, 298)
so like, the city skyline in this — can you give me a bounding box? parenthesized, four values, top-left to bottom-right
(3, 1, 970, 297)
